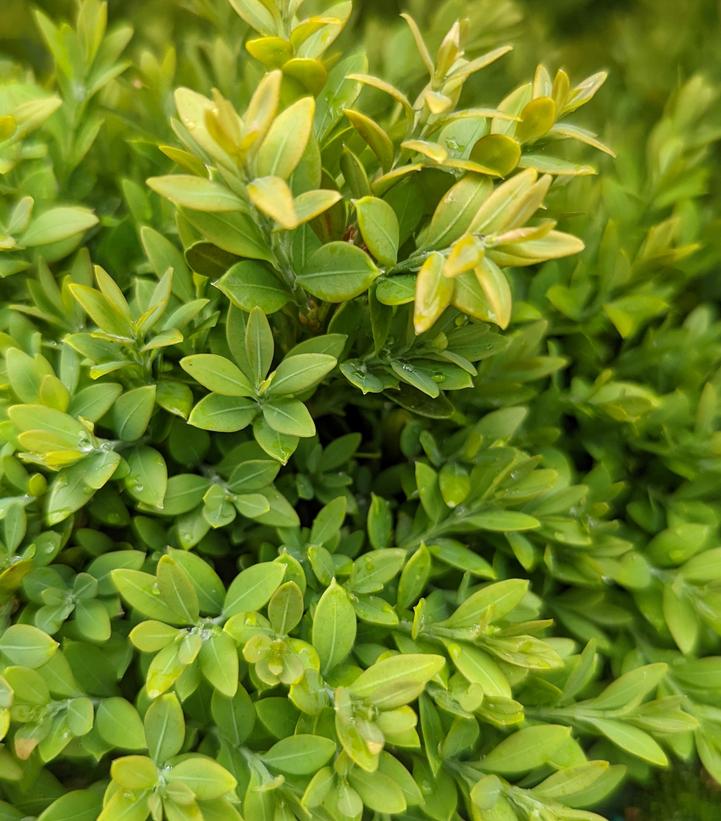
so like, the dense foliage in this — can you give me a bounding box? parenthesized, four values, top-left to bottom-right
(1, 0, 720, 818)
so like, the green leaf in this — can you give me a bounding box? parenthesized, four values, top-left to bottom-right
(349, 653, 445, 709)
(587, 718, 668, 766)
(589, 663, 668, 711)
(125, 446, 167, 509)
(646, 523, 709, 567)
(519, 154, 596, 176)
(145, 647, 189, 697)
(697, 731, 721, 785)
(46, 451, 120, 525)
(166, 549, 225, 615)
(376, 274, 416, 306)
(469, 168, 538, 233)
(227, 0, 277, 34)
(397, 545, 432, 609)
(9, 403, 86, 440)
(0, 624, 57, 668)
(69, 284, 133, 337)
(533, 762, 610, 801)
(681, 548, 721, 583)
(438, 464, 472, 511)
(245, 306, 274, 384)
(199, 632, 239, 696)
(113, 386, 156, 441)
(247, 176, 297, 229)
(663, 585, 699, 655)
(428, 539, 495, 578)
(475, 256, 512, 329)
(266, 581, 303, 635)
(255, 97, 315, 179)
(216, 261, 292, 314)
(465, 510, 541, 532)
(111, 755, 158, 790)
(169, 756, 236, 800)
(311, 496, 347, 545)
(5, 348, 51, 402)
(563, 70, 608, 113)
(112, 568, 182, 623)
(182, 209, 271, 262)
(36, 790, 103, 821)
(96, 698, 146, 750)
(298, 242, 379, 302)
(181, 355, 254, 397)
(349, 548, 406, 594)
(313, 579, 357, 673)
(354, 196, 400, 266)
(252, 417, 299, 464)
(451, 268, 493, 323)
(302, 766, 335, 810)
(147, 175, 244, 212)
(246, 35, 293, 67)
(367, 494, 393, 549)
(316, 51, 366, 139)
(97, 790, 149, 821)
(492, 229, 584, 266)
(294, 189, 343, 225)
(600, 294, 668, 339)
(141, 226, 194, 301)
(262, 735, 336, 775)
(470, 134, 521, 177)
(344, 108, 394, 171)
(157, 556, 199, 625)
(417, 175, 492, 249)
(262, 399, 315, 437)
(444, 642, 511, 697)
(188, 394, 257, 432)
(227, 459, 280, 492)
(516, 96, 556, 143)
(224, 562, 286, 616)
(3, 503, 26, 553)
(75, 599, 111, 642)
(211, 686, 255, 745)
(445, 579, 528, 627)
(185, 240, 238, 278)
(481, 724, 572, 774)
(144, 693, 185, 763)
(415, 462, 446, 522)
(414, 251, 453, 334)
(267, 354, 336, 397)
(69, 382, 123, 421)
(353, 594, 399, 625)
(130, 621, 180, 653)
(19, 207, 98, 247)
(349, 766, 407, 814)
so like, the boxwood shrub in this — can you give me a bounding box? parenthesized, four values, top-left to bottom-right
(0, 0, 720, 819)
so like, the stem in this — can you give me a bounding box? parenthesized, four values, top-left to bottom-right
(386, 252, 431, 276)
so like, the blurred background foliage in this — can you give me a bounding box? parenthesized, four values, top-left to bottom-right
(4, 0, 720, 221)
